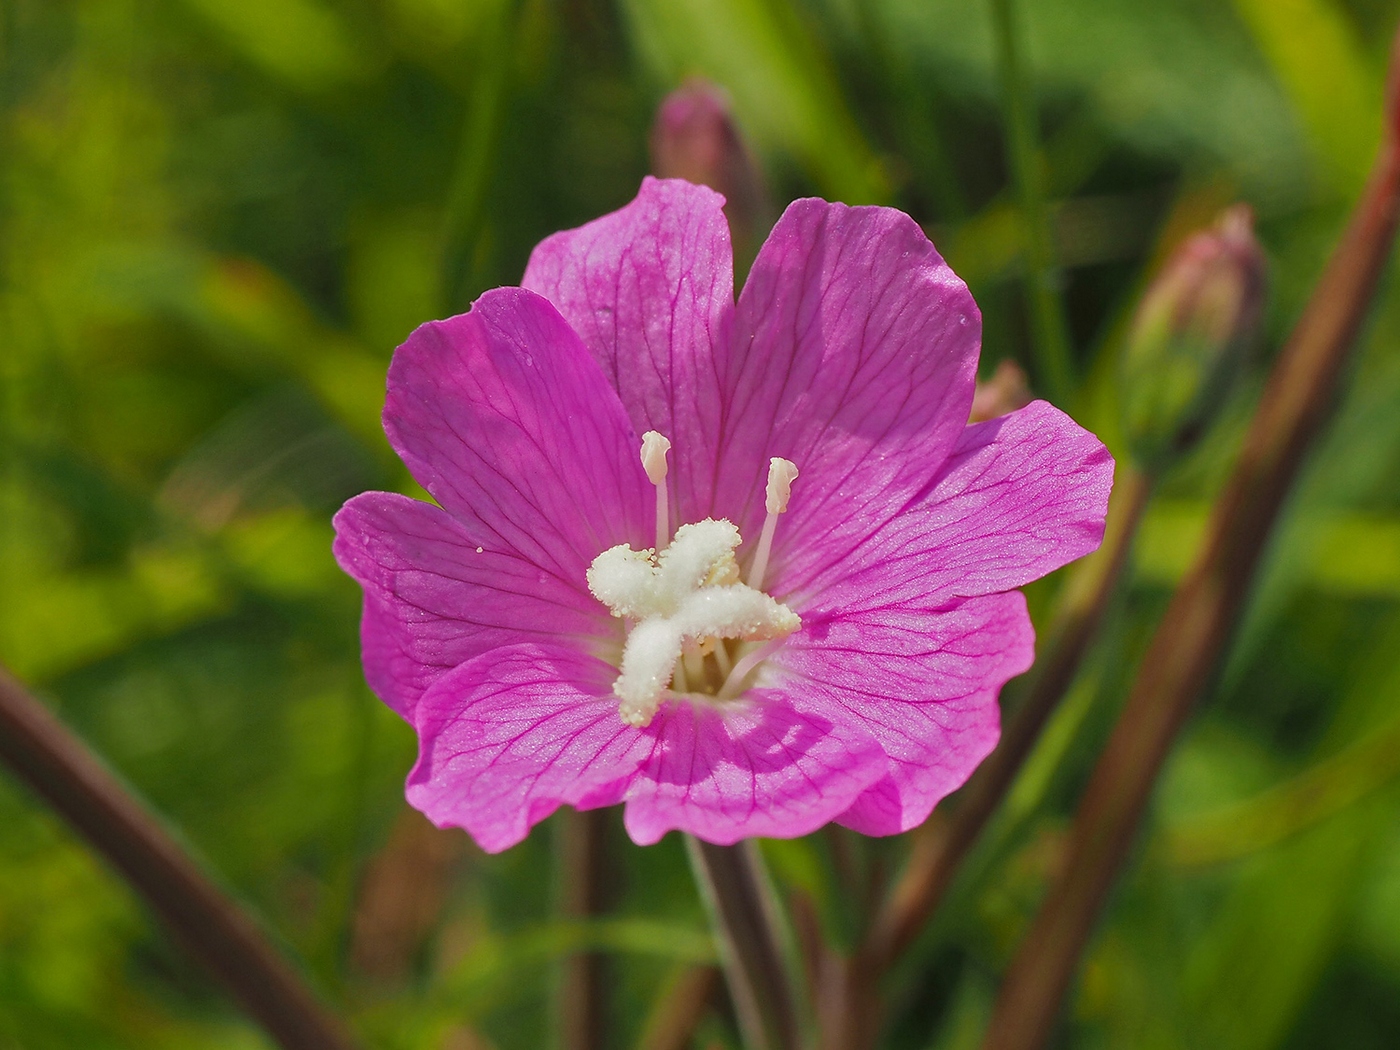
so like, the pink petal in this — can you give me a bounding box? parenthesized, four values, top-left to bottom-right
(788, 400, 1115, 612)
(406, 644, 652, 854)
(333, 492, 617, 717)
(712, 199, 980, 582)
(382, 287, 651, 587)
(771, 592, 1035, 836)
(622, 691, 886, 846)
(521, 177, 733, 527)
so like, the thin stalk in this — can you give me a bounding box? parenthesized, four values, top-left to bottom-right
(440, 0, 514, 311)
(823, 467, 1152, 1050)
(870, 466, 1152, 970)
(635, 964, 722, 1050)
(980, 27, 1400, 1050)
(685, 837, 804, 1050)
(0, 666, 361, 1050)
(558, 808, 612, 1050)
(989, 0, 1074, 400)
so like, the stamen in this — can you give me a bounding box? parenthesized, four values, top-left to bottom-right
(682, 645, 705, 685)
(717, 638, 788, 700)
(641, 431, 671, 547)
(746, 458, 799, 591)
(711, 639, 732, 677)
(589, 514, 801, 725)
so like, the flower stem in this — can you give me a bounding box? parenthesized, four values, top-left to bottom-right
(685, 836, 805, 1050)
(0, 665, 361, 1050)
(868, 465, 1152, 971)
(823, 467, 1152, 1050)
(440, 0, 514, 310)
(558, 808, 612, 1050)
(636, 964, 723, 1050)
(979, 26, 1400, 1050)
(989, 0, 1074, 401)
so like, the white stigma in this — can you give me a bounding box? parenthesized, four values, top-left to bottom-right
(747, 458, 799, 591)
(641, 431, 671, 547)
(586, 518, 800, 726)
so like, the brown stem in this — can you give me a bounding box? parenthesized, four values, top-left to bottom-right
(559, 808, 613, 1050)
(979, 29, 1400, 1050)
(821, 467, 1152, 1050)
(636, 965, 723, 1050)
(0, 666, 361, 1050)
(870, 466, 1151, 971)
(686, 837, 804, 1050)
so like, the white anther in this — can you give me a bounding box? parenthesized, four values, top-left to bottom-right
(641, 431, 671, 484)
(747, 459, 799, 591)
(765, 458, 799, 514)
(641, 431, 672, 547)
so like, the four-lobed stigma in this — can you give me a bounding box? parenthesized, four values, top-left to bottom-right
(586, 432, 801, 726)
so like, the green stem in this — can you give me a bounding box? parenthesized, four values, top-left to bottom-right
(989, 0, 1074, 400)
(440, 0, 514, 312)
(685, 837, 805, 1050)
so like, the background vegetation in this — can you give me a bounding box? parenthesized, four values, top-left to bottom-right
(4, 0, 1400, 1047)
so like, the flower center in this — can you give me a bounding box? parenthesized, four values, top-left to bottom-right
(586, 432, 801, 726)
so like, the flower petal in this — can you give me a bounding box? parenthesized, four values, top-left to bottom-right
(333, 492, 617, 717)
(406, 644, 652, 854)
(622, 692, 885, 845)
(789, 400, 1115, 612)
(383, 286, 651, 587)
(713, 199, 979, 580)
(522, 177, 733, 526)
(771, 591, 1034, 836)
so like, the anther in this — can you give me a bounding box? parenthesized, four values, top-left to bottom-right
(641, 431, 671, 548)
(746, 458, 798, 590)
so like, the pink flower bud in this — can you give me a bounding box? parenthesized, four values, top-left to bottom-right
(1120, 205, 1267, 468)
(650, 79, 767, 254)
(970, 359, 1033, 423)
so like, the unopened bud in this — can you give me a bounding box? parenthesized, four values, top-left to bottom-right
(650, 79, 768, 255)
(970, 360, 1033, 422)
(1120, 205, 1267, 470)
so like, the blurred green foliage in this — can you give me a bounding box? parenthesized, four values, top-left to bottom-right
(4, 0, 1400, 1047)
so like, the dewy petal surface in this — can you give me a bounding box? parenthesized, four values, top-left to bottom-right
(622, 690, 885, 845)
(789, 400, 1114, 612)
(710, 199, 980, 581)
(381, 287, 651, 593)
(334, 492, 616, 717)
(773, 591, 1034, 836)
(522, 177, 732, 527)
(407, 644, 653, 854)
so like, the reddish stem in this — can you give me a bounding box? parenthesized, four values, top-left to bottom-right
(869, 467, 1152, 971)
(0, 666, 361, 1050)
(822, 467, 1151, 1050)
(980, 29, 1400, 1050)
(559, 808, 613, 1050)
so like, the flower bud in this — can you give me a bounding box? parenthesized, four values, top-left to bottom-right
(970, 359, 1033, 422)
(650, 79, 768, 256)
(1119, 204, 1267, 470)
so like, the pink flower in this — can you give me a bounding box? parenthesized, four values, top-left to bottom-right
(333, 178, 1113, 853)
